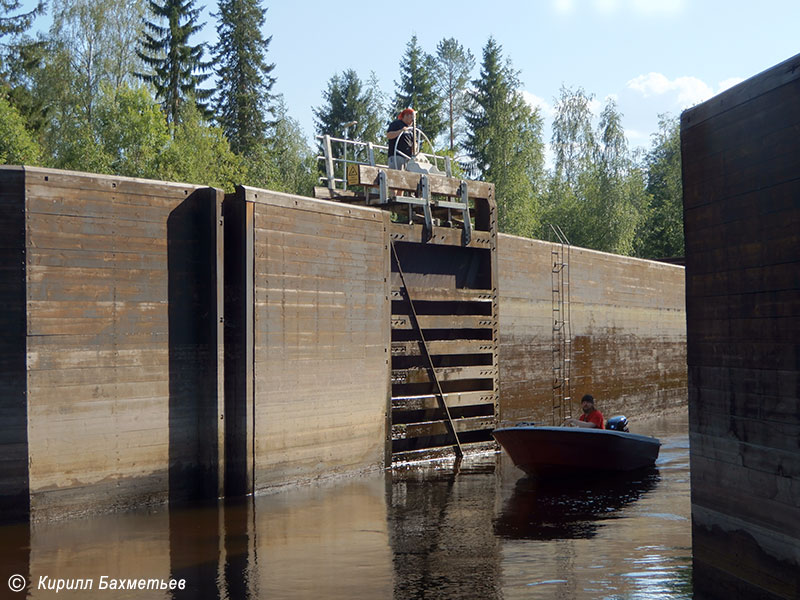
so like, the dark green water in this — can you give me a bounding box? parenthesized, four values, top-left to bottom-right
(4, 410, 690, 599)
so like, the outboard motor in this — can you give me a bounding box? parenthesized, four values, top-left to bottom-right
(606, 415, 629, 432)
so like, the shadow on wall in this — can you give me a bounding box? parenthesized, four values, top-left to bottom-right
(167, 191, 221, 506)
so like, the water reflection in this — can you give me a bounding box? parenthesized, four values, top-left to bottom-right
(389, 457, 502, 600)
(2, 411, 691, 600)
(495, 468, 660, 541)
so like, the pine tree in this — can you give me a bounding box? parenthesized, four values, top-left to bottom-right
(136, 0, 212, 126)
(212, 0, 275, 157)
(465, 37, 544, 237)
(392, 35, 444, 146)
(434, 37, 474, 151)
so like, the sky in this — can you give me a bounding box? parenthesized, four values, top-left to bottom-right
(20, 0, 800, 157)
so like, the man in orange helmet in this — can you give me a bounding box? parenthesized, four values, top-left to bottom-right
(386, 108, 415, 170)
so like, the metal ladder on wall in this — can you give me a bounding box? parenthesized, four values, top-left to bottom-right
(550, 224, 572, 425)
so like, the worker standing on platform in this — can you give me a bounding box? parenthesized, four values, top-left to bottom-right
(387, 108, 415, 170)
(563, 394, 605, 429)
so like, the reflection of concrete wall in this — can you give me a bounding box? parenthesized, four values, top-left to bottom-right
(26, 510, 172, 599)
(389, 459, 503, 599)
(256, 478, 393, 599)
(0, 167, 224, 521)
(498, 234, 687, 424)
(682, 54, 800, 600)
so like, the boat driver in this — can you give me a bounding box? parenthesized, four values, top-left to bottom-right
(563, 394, 605, 429)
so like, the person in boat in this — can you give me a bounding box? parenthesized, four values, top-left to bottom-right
(563, 394, 605, 429)
(387, 108, 415, 170)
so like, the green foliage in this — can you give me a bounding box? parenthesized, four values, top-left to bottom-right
(635, 115, 683, 258)
(551, 85, 595, 186)
(1, 36, 50, 136)
(0, 0, 44, 39)
(157, 100, 244, 191)
(313, 68, 384, 170)
(541, 90, 651, 255)
(95, 83, 170, 178)
(212, 0, 276, 157)
(240, 97, 315, 196)
(50, 0, 146, 122)
(314, 69, 384, 142)
(434, 37, 474, 151)
(393, 35, 444, 143)
(465, 37, 545, 238)
(137, 0, 212, 125)
(0, 92, 41, 164)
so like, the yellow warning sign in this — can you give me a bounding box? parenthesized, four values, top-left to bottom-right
(346, 163, 359, 186)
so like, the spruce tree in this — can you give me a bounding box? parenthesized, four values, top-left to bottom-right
(212, 0, 275, 157)
(0, 0, 44, 39)
(136, 0, 212, 126)
(392, 35, 444, 146)
(314, 69, 383, 148)
(465, 37, 544, 237)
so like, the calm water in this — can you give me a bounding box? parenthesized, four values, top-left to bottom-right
(5, 410, 691, 599)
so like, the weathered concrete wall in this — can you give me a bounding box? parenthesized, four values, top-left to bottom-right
(682, 53, 800, 600)
(498, 234, 687, 425)
(2, 166, 690, 520)
(224, 187, 390, 491)
(0, 166, 223, 521)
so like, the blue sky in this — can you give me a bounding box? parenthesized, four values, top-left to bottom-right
(21, 0, 800, 155)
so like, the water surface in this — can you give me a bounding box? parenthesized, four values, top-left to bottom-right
(6, 410, 691, 599)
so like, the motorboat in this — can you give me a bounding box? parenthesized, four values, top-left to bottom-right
(492, 417, 660, 477)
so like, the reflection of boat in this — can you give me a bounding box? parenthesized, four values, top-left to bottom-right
(492, 425, 660, 477)
(494, 468, 659, 540)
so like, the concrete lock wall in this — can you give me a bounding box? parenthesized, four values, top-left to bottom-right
(223, 186, 391, 492)
(2, 165, 688, 519)
(498, 233, 687, 425)
(682, 53, 800, 600)
(0, 166, 224, 521)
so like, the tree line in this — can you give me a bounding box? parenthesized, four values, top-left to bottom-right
(0, 0, 683, 259)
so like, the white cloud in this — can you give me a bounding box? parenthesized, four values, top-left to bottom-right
(553, 0, 574, 14)
(588, 96, 604, 117)
(522, 91, 555, 119)
(554, 0, 686, 16)
(593, 0, 622, 13)
(630, 0, 686, 16)
(717, 77, 745, 93)
(625, 129, 648, 143)
(626, 72, 714, 107)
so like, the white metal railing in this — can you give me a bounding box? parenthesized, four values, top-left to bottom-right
(315, 133, 454, 191)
